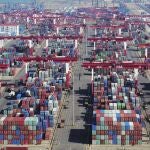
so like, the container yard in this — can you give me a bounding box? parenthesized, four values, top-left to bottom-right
(0, 0, 149, 150)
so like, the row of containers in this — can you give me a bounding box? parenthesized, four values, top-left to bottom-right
(0, 91, 59, 144)
(0, 115, 54, 144)
(0, 59, 72, 144)
(92, 70, 144, 145)
(26, 61, 71, 89)
(92, 43, 126, 62)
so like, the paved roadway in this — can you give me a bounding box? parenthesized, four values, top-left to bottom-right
(52, 62, 91, 150)
(52, 26, 92, 150)
(90, 144, 150, 150)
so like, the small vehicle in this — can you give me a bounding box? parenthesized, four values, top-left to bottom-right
(58, 119, 65, 128)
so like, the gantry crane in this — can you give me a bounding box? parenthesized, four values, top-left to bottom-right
(82, 61, 150, 94)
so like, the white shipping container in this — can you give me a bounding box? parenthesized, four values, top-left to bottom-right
(129, 122, 134, 130)
(113, 95, 116, 100)
(25, 117, 30, 125)
(45, 70, 49, 78)
(114, 103, 117, 110)
(39, 71, 42, 79)
(92, 140, 96, 144)
(0, 116, 7, 125)
(108, 140, 112, 144)
(4, 140, 8, 145)
(27, 77, 32, 82)
(121, 131, 125, 135)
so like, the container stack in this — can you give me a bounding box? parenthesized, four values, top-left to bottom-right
(46, 39, 76, 57)
(0, 41, 72, 145)
(26, 62, 68, 89)
(0, 92, 60, 144)
(92, 110, 142, 145)
(0, 59, 65, 144)
(0, 117, 42, 144)
(92, 72, 143, 145)
(95, 51, 114, 62)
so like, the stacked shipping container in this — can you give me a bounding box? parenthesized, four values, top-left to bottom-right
(0, 117, 42, 144)
(92, 110, 142, 144)
(92, 71, 143, 145)
(0, 54, 72, 145)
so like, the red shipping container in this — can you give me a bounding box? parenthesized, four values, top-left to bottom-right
(23, 140, 29, 145)
(4, 135, 7, 139)
(0, 140, 3, 144)
(32, 131, 37, 136)
(4, 131, 7, 135)
(100, 130, 105, 134)
(96, 130, 100, 134)
(96, 117, 100, 122)
(0, 125, 3, 130)
(109, 126, 113, 130)
(24, 125, 28, 131)
(100, 140, 105, 144)
(117, 130, 121, 135)
(21, 140, 24, 145)
(108, 135, 112, 140)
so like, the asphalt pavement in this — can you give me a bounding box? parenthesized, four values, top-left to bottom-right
(52, 29, 92, 149)
(52, 62, 91, 150)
